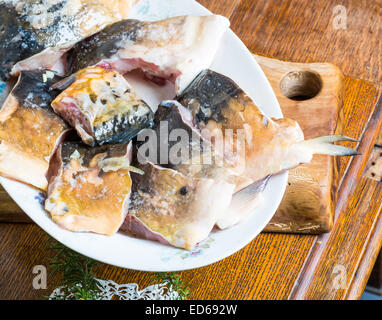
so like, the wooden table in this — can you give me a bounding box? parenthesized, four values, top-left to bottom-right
(1, 0, 382, 300)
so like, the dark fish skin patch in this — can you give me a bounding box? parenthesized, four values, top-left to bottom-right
(0, 4, 45, 80)
(177, 70, 243, 125)
(92, 100, 154, 146)
(12, 70, 63, 109)
(137, 102, 210, 168)
(0, 0, 77, 81)
(70, 20, 144, 73)
(93, 117, 154, 146)
(47, 1, 66, 13)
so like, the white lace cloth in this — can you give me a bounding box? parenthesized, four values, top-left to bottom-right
(50, 279, 179, 300)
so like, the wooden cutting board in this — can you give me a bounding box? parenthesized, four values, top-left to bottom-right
(0, 55, 346, 234)
(255, 55, 344, 234)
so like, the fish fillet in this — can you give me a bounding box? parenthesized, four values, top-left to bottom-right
(69, 15, 230, 93)
(51, 66, 154, 146)
(120, 162, 234, 250)
(46, 142, 133, 236)
(176, 70, 359, 228)
(0, 70, 70, 190)
(0, 0, 136, 80)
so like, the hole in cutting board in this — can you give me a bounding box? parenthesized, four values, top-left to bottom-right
(280, 70, 322, 101)
(363, 146, 382, 182)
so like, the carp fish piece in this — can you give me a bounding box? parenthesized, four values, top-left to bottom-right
(51, 66, 154, 146)
(0, 70, 70, 190)
(0, 0, 135, 80)
(136, 100, 269, 234)
(69, 15, 230, 93)
(45, 142, 133, 236)
(122, 101, 237, 250)
(131, 70, 359, 245)
(121, 162, 235, 250)
(175, 69, 359, 229)
(177, 70, 360, 190)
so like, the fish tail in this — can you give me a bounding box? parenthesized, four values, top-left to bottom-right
(299, 135, 361, 156)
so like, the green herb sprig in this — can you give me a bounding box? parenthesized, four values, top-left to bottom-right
(151, 272, 190, 300)
(46, 237, 190, 300)
(47, 238, 100, 300)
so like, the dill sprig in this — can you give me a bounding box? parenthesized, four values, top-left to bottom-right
(46, 237, 190, 300)
(151, 272, 190, 300)
(47, 238, 101, 300)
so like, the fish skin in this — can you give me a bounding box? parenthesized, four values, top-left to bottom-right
(128, 101, 239, 250)
(12, 71, 62, 109)
(46, 141, 132, 236)
(177, 69, 243, 125)
(177, 69, 305, 186)
(121, 161, 234, 250)
(0, 3, 44, 80)
(175, 70, 359, 228)
(69, 15, 230, 93)
(137, 101, 206, 168)
(0, 70, 70, 190)
(0, 0, 136, 80)
(51, 67, 154, 146)
(138, 101, 237, 180)
(70, 20, 144, 72)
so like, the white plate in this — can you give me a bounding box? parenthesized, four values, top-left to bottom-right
(0, 0, 287, 272)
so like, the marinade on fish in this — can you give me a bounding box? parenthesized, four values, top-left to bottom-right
(120, 162, 235, 250)
(46, 142, 133, 236)
(69, 15, 230, 93)
(51, 66, 154, 146)
(0, 70, 70, 190)
(0, 0, 135, 80)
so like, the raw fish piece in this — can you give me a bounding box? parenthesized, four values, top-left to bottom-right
(46, 142, 133, 236)
(177, 70, 360, 189)
(0, 0, 135, 80)
(120, 162, 235, 250)
(137, 100, 260, 231)
(125, 68, 359, 247)
(127, 101, 236, 249)
(69, 15, 230, 93)
(137, 101, 259, 232)
(51, 67, 154, 146)
(0, 70, 70, 190)
(175, 70, 359, 228)
(137, 100, 240, 180)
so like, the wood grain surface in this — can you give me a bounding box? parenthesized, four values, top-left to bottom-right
(0, 188, 29, 223)
(1, 0, 382, 300)
(0, 71, 379, 301)
(366, 251, 382, 295)
(256, 56, 344, 234)
(229, 0, 382, 85)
